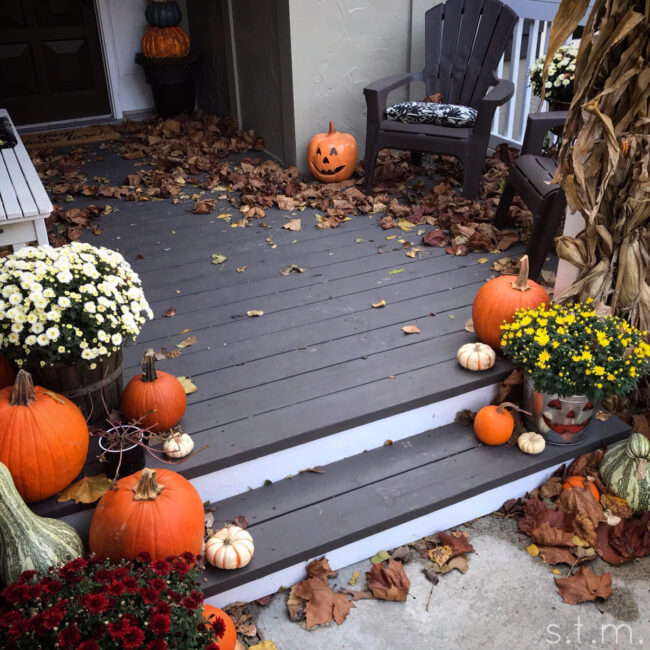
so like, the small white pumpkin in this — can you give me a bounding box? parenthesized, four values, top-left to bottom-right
(457, 342, 496, 371)
(518, 431, 546, 455)
(163, 431, 194, 458)
(205, 524, 254, 570)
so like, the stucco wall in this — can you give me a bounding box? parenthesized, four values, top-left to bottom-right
(97, 0, 189, 117)
(288, 0, 413, 170)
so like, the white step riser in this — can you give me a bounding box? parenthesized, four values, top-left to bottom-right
(60, 383, 499, 541)
(191, 382, 499, 504)
(205, 462, 564, 608)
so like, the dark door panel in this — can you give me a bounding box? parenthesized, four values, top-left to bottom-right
(0, 0, 111, 125)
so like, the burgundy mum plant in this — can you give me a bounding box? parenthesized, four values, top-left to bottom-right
(0, 553, 226, 649)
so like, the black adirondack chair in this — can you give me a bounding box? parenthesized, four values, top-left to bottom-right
(493, 111, 568, 280)
(363, 0, 518, 199)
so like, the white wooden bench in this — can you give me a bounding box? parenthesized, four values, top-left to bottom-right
(0, 109, 50, 250)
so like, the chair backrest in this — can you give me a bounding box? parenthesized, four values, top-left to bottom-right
(423, 0, 517, 108)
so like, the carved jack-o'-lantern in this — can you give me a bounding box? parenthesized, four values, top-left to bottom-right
(307, 122, 358, 183)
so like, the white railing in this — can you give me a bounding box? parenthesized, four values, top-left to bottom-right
(492, 15, 553, 145)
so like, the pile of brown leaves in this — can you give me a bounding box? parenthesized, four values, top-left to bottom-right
(31, 112, 532, 261)
(503, 450, 650, 604)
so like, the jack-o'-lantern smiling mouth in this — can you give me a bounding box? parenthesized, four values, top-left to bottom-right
(316, 165, 345, 175)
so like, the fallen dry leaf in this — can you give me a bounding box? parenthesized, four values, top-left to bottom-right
(232, 515, 249, 529)
(282, 218, 302, 231)
(430, 555, 469, 575)
(372, 299, 386, 308)
(58, 474, 112, 504)
(176, 335, 197, 349)
(366, 559, 410, 601)
(248, 642, 277, 650)
(388, 268, 404, 275)
(348, 571, 360, 586)
(338, 588, 375, 601)
(176, 376, 197, 395)
(280, 263, 305, 276)
(236, 266, 248, 273)
(554, 566, 612, 605)
(370, 550, 391, 564)
(595, 409, 611, 422)
(211, 253, 227, 265)
(600, 494, 633, 520)
(402, 325, 420, 334)
(428, 545, 453, 567)
(162, 307, 176, 318)
(192, 198, 216, 214)
(247, 310, 264, 317)
(464, 318, 475, 333)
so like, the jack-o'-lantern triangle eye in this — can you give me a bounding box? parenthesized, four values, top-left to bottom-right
(316, 147, 321, 155)
(330, 147, 337, 155)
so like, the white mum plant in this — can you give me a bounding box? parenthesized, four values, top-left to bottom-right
(0, 243, 153, 368)
(529, 44, 578, 104)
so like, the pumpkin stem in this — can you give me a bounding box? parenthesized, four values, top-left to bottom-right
(328, 121, 336, 135)
(496, 401, 532, 416)
(9, 370, 36, 406)
(141, 349, 158, 383)
(511, 255, 531, 292)
(133, 468, 165, 500)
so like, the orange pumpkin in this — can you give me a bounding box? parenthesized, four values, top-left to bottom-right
(89, 468, 204, 561)
(0, 356, 16, 389)
(0, 370, 88, 502)
(473, 403, 515, 445)
(121, 349, 187, 433)
(562, 475, 600, 501)
(202, 605, 237, 650)
(472, 255, 549, 349)
(141, 25, 190, 58)
(307, 122, 358, 182)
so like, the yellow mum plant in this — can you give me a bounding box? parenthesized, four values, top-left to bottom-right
(500, 300, 649, 401)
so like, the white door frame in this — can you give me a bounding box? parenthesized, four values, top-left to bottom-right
(94, 0, 124, 120)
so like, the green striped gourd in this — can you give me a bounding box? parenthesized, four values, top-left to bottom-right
(599, 433, 650, 514)
(0, 461, 84, 585)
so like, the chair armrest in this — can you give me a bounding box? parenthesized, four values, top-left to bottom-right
(520, 111, 568, 155)
(364, 71, 424, 125)
(473, 78, 515, 134)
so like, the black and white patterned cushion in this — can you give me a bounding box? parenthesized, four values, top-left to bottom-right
(385, 101, 477, 127)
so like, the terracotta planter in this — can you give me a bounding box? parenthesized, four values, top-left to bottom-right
(24, 350, 123, 425)
(522, 375, 598, 446)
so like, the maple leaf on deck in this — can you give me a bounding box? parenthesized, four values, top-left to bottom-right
(192, 198, 216, 214)
(58, 474, 112, 504)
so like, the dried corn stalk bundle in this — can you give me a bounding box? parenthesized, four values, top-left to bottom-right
(542, 0, 650, 332)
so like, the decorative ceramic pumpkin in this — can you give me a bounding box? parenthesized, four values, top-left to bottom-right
(142, 25, 190, 58)
(517, 431, 546, 454)
(599, 433, 650, 513)
(202, 605, 238, 650)
(307, 122, 358, 182)
(457, 342, 496, 371)
(472, 255, 550, 349)
(473, 403, 515, 445)
(164, 431, 194, 458)
(122, 349, 187, 433)
(89, 468, 204, 561)
(0, 370, 89, 503)
(0, 356, 15, 389)
(145, 0, 182, 27)
(562, 475, 600, 502)
(205, 525, 254, 570)
(0, 461, 83, 585)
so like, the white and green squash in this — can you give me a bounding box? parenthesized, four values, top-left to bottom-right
(0, 461, 84, 585)
(599, 433, 650, 514)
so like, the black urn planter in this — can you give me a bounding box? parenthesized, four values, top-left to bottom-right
(136, 53, 199, 118)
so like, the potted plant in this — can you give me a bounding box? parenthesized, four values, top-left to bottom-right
(136, 0, 199, 117)
(500, 299, 650, 445)
(529, 44, 578, 111)
(0, 242, 152, 423)
(0, 553, 229, 649)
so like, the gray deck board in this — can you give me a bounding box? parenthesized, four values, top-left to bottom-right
(201, 415, 630, 596)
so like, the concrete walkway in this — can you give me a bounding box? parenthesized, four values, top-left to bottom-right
(252, 515, 650, 649)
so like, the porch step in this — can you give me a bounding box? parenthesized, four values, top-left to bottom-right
(201, 414, 630, 607)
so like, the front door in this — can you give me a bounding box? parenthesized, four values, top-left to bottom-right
(0, 0, 111, 126)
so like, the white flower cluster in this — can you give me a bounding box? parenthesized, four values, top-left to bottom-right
(0, 243, 153, 368)
(529, 44, 578, 103)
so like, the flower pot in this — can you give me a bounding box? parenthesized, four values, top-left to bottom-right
(99, 427, 146, 479)
(24, 350, 123, 426)
(522, 375, 598, 446)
